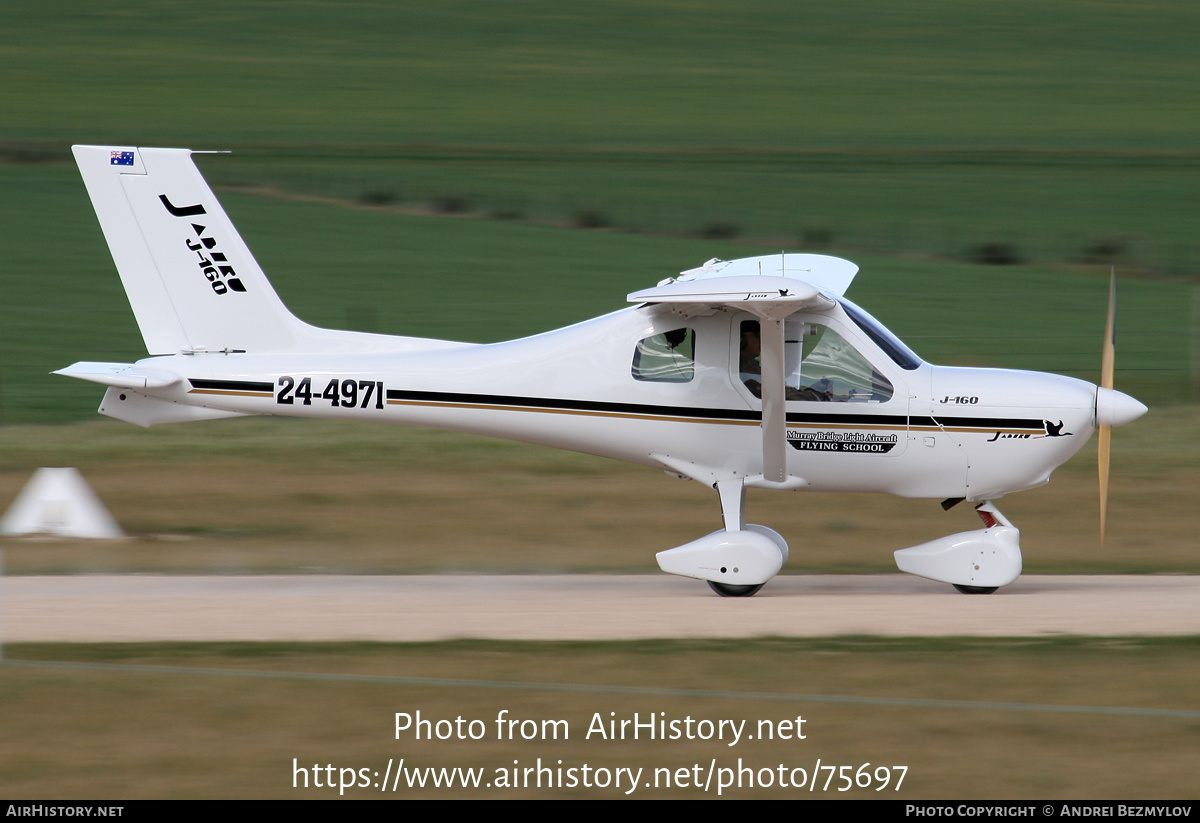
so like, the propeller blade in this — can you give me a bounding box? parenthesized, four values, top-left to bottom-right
(1098, 268, 1116, 548)
(1101, 267, 1116, 391)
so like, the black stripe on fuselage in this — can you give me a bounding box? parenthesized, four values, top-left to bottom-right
(384, 388, 1045, 431)
(919, 415, 1045, 431)
(386, 388, 762, 422)
(189, 378, 275, 393)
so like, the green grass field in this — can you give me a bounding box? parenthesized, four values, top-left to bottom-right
(5, 1, 1200, 274)
(7, 2, 1198, 150)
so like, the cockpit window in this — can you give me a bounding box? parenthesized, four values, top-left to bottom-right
(632, 328, 695, 383)
(839, 299, 922, 371)
(739, 319, 893, 402)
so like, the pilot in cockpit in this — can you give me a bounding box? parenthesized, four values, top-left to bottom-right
(739, 321, 834, 401)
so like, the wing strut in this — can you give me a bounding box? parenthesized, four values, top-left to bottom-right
(751, 311, 789, 483)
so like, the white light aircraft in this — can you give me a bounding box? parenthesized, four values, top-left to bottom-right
(59, 146, 1148, 596)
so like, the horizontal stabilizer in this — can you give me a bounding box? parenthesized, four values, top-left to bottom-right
(54, 362, 180, 389)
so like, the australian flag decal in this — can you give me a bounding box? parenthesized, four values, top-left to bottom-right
(110, 151, 135, 166)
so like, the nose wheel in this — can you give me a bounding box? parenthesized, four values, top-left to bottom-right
(707, 581, 765, 598)
(950, 503, 1007, 595)
(952, 584, 998, 595)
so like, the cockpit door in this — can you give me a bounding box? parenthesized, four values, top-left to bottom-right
(732, 313, 911, 466)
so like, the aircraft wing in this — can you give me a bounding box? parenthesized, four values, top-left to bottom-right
(627, 274, 835, 316)
(674, 253, 859, 297)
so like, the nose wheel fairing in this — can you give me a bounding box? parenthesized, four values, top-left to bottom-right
(893, 501, 1022, 590)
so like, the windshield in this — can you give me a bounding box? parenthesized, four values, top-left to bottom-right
(838, 299, 922, 371)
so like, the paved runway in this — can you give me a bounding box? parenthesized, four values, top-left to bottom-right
(4, 574, 1199, 641)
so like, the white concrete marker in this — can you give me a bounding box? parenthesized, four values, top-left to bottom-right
(0, 468, 125, 538)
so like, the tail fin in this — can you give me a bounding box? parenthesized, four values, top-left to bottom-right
(73, 145, 312, 355)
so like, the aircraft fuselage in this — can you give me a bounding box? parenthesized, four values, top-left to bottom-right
(99, 299, 1096, 503)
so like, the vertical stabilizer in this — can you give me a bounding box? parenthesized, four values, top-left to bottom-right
(73, 146, 311, 355)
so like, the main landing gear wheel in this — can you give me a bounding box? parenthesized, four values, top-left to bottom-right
(708, 581, 765, 598)
(953, 584, 998, 595)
